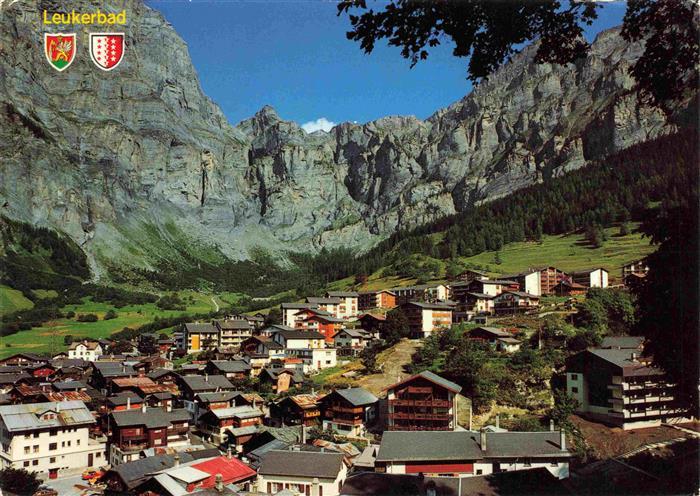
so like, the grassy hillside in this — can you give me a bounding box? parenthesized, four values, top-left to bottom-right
(0, 285, 34, 316)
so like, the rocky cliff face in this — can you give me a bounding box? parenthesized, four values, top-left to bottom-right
(0, 0, 677, 277)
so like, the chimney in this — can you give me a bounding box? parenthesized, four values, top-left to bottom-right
(126, 397, 131, 409)
(560, 430, 566, 451)
(550, 419, 555, 432)
(174, 454, 180, 467)
(141, 403, 147, 413)
(122, 365, 126, 373)
(226, 446, 232, 459)
(205, 373, 209, 382)
(55, 403, 61, 413)
(630, 352, 638, 361)
(215, 474, 224, 492)
(495, 415, 500, 429)
(311, 477, 320, 496)
(480, 429, 487, 452)
(468, 405, 473, 431)
(301, 425, 307, 444)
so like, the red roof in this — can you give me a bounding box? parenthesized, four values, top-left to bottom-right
(192, 456, 256, 486)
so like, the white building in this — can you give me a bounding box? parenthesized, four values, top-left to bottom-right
(0, 401, 106, 478)
(325, 291, 359, 319)
(68, 340, 103, 361)
(258, 450, 348, 496)
(281, 303, 318, 327)
(571, 268, 609, 288)
(272, 330, 326, 350)
(286, 347, 338, 373)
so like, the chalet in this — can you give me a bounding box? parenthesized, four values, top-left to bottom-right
(90, 362, 137, 392)
(136, 355, 173, 372)
(294, 308, 345, 343)
(467, 327, 522, 353)
(571, 268, 609, 288)
(147, 368, 180, 386)
(273, 329, 326, 349)
(0, 373, 32, 394)
(500, 270, 542, 296)
(51, 380, 88, 392)
(258, 368, 305, 393)
(375, 429, 572, 479)
(204, 359, 252, 379)
(306, 296, 343, 318)
(178, 374, 236, 404)
(357, 313, 386, 336)
(0, 353, 46, 367)
(106, 392, 144, 413)
(319, 387, 378, 437)
(392, 284, 450, 305)
(395, 302, 453, 339)
(110, 376, 179, 397)
(68, 340, 103, 361)
(622, 259, 650, 279)
(325, 291, 360, 319)
(565, 343, 690, 429)
(108, 406, 191, 465)
(385, 371, 461, 431)
(454, 269, 489, 283)
(271, 393, 321, 427)
(0, 400, 106, 477)
(214, 318, 253, 350)
(624, 272, 647, 291)
(493, 291, 540, 314)
(552, 280, 587, 297)
(281, 302, 319, 327)
(157, 338, 177, 355)
(455, 292, 495, 316)
(333, 328, 375, 353)
(194, 391, 239, 411)
(358, 290, 397, 311)
(240, 335, 285, 358)
(258, 450, 347, 496)
(468, 279, 520, 296)
(198, 405, 264, 447)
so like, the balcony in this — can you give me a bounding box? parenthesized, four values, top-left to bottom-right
(390, 399, 451, 408)
(390, 412, 451, 421)
(119, 441, 147, 452)
(167, 426, 190, 435)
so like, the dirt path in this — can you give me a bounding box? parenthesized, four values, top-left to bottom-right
(356, 339, 421, 395)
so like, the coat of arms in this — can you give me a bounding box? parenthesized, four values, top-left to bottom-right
(44, 33, 76, 71)
(89, 33, 125, 71)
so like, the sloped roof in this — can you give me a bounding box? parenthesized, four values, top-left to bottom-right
(386, 370, 462, 394)
(215, 319, 251, 330)
(111, 408, 190, 428)
(180, 375, 234, 392)
(259, 450, 344, 479)
(326, 291, 359, 297)
(600, 336, 644, 350)
(208, 405, 263, 420)
(207, 360, 251, 373)
(306, 297, 342, 305)
(0, 401, 95, 432)
(184, 323, 218, 333)
(195, 391, 240, 403)
(277, 329, 326, 340)
(332, 387, 378, 406)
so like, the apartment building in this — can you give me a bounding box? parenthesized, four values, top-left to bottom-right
(0, 401, 106, 478)
(325, 291, 359, 319)
(571, 268, 609, 289)
(319, 387, 378, 437)
(358, 290, 397, 311)
(397, 302, 453, 339)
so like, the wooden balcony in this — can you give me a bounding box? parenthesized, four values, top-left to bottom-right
(167, 426, 190, 435)
(390, 399, 451, 408)
(390, 412, 451, 421)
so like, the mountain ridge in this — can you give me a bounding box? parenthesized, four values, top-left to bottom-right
(0, 0, 685, 283)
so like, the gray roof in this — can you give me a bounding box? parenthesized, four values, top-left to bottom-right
(306, 297, 342, 305)
(107, 392, 143, 406)
(180, 375, 235, 392)
(110, 453, 198, 488)
(259, 450, 344, 479)
(93, 362, 136, 377)
(261, 368, 305, 383)
(215, 319, 251, 330)
(195, 391, 240, 403)
(148, 368, 177, 380)
(52, 380, 87, 391)
(111, 408, 190, 428)
(471, 327, 512, 338)
(331, 387, 378, 406)
(497, 291, 540, 299)
(588, 348, 663, 376)
(326, 291, 359, 298)
(404, 301, 454, 310)
(280, 303, 318, 309)
(377, 431, 570, 462)
(0, 401, 95, 432)
(208, 405, 263, 420)
(600, 336, 644, 349)
(184, 322, 218, 333)
(389, 370, 462, 394)
(0, 372, 31, 384)
(277, 329, 326, 340)
(335, 328, 372, 339)
(207, 360, 251, 373)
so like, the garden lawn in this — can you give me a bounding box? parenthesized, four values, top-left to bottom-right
(0, 285, 34, 316)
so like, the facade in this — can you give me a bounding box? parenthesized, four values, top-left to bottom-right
(571, 268, 609, 288)
(537, 267, 568, 295)
(181, 322, 219, 354)
(285, 347, 338, 373)
(271, 394, 321, 427)
(358, 290, 397, 311)
(385, 371, 461, 431)
(0, 401, 106, 477)
(501, 270, 542, 297)
(467, 327, 522, 353)
(294, 309, 344, 343)
(552, 280, 587, 296)
(198, 405, 264, 446)
(273, 329, 326, 350)
(453, 269, 489, 283)
(493, 291, 540, 314)
(68, 340, 103, 361)
(333, 328, 374, 353)
(565, 342, 689, 429)
(392, 284, 449, 305)
(325, 291, 359, 319)
(215, 318, 253, 350)
(622, 259, 650, 279)
(305, 297, 343, 318)
(375, 430, 572, 479)
(319, 388, 378, 437)
(397, 302, 453, 339)
(258, 450, 347, 496)
(108, 406, 191, 465)
(281, 303, 318, 327)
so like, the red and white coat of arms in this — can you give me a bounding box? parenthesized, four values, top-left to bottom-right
(89, 33, 125, 71)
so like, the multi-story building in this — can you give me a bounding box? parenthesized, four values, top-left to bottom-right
(181, 322, 219, 354)
(396, 302, 453, 339)
(280, 303, 318, 327)
(392, 284, 450, 305)
(622, 259, 650, 279)
(214, 318, 253, 350)
(453, 269, 489, 283)
(68, 340, 103, 361)
(305, 297, 343, 318)
(385, 371, 461, 431)
(375, 430, 572, 479)
(258, 450, 347, 496)
(325, 291, 359, 319)
(565, 340, 689, 430)
(493, 291, 540, 314)
(358, 290, 397, 311)
(0, 401, 107, 478)
(272, 329, 326, 350)
(536, 267, 569, 295)
(108, 405, 191, 465)
(285, 347, 338, 373)
(179, 319, 252, 354)
(198, 405, 264, 447)
(271, 394, 321, 427)
(570, 268, 609, 289)
(500, 270, 542, 296)
(319, 387, 378, 437)
(293, 308, 344, 343)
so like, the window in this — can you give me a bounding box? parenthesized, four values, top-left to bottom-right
(23, 461, 29, 467)
(571, 374, 578, 380)
(50, 457, 56, 463)
(33, 432, 39, 438)
(476, 469, 483, 475)
(571, 387, 579, 394)
(77, 440, 80, 446)
(50, 430, 57, 437)
(33, 445, 39, 453)
(24, 447, 30, 454)
(49, 443, 57, 451)
(32, 460, 38, 466)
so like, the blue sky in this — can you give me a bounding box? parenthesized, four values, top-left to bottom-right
(148, 1, 627, 131)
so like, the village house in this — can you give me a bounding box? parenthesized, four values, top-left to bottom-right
(108, 405, 191, 465)
(385, 371, 461, 431)
(571, 268, 609, 288)
(396, 301, 454, 339)
(500, 270, 542, 296)
(358, 290, 397, 311)
(565, 340, 689, 430)
(285, 347, 339, 373)
(258, 449, 348, 496)
(180, 322, 219, 354)
(0, 353, 46, 367)
(68, 340, 103, 362)
(534, 267, 569, 295)
(177, 374, 236, 418)
(271, 394, 322, 427)
(204, 359, 252, 379)
(198, 404, 264, 448)
(0, 400, 107, 478)
(622, 259, 650, 279)
(306, 296, 344, 319)
(375, 429, 572, 479)
(258, 368, 305, 394)
(90, 362, 138, 392)
(293, 308, 345, 343)
(552, 279, 587, 296)
(392, 284, 450, 305)
(281, 303, 319, 327)
(319, 387, 378, 437)
(325, 291, 360, 319)
(453, 269, 489, 283)
(493, 291, 541, 314)
(333, 328, 375, 355)
(110, 376, 179, 397)
(214, 318, 254, 351)
(273, 329, 326, 350)
(467, 327, 522, 353)
(356, 313, 386, 337)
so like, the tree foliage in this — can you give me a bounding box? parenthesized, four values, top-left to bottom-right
(0, 468, 41, 495)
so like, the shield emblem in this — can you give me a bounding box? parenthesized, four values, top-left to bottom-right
(89, 33, 125, 71)
(44, 33, 76, 72)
